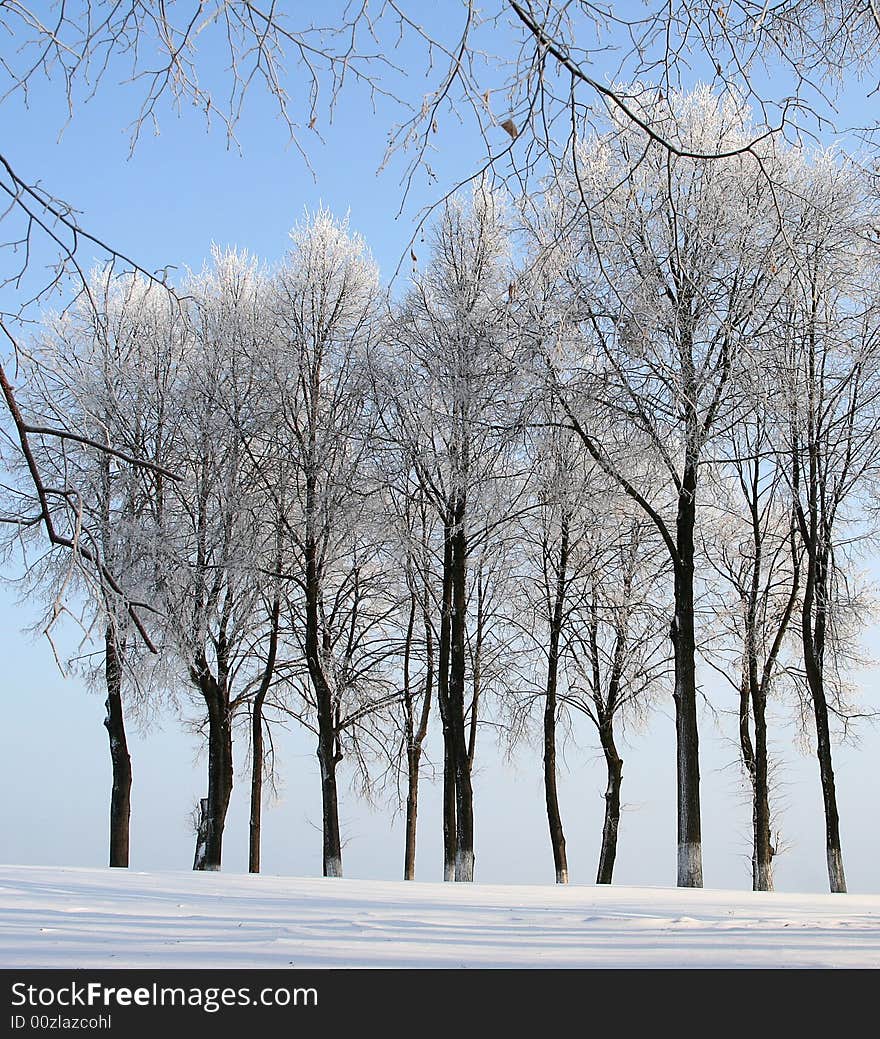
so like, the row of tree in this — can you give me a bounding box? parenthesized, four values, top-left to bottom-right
(5, 90, 879, 893)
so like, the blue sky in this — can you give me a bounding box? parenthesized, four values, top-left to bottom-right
(1, 3, 879, 892)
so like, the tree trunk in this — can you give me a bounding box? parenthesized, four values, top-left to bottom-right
(98, 447, 131, 870)
(402, 591, 418, 881)
(304, 528, 344, 878)
(404, 744, 421, 881)
(449, 495, 474, 881)
(201, 694, 233, 872)
(803, 616, 846, 892)
(249, 697, 264, 874)
(192, 798, 209, 869)
(192, 666, 233, 872)
(737, 452, 801, 892)
(671, 476, 703, 887)
(317, 732, 343, 877)
(442, 744, 457, 881)
(543, 517, 569, 884)
(543, 697, 567, 885)
(802, 548, 846, 893)
(750, 681, 774, 891)
(437, 521, 456, 881)
(739, 664, 774, 891)
(812, 690, 846, 893)
(596, 721, 623, 885)
(103, 624, 131, 869)
(403, 589, 433, 881)
(249, 596, 281, 874)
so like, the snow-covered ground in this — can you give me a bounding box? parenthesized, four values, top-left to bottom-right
(1, 864, 878, 968)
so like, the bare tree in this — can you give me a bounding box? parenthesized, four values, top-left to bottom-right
(2, 273, 182, 866)
(565, 515, 669, 884)
(377, 186, 525, 881)
(373, 462, 439, 881)
(513, 414, 669, 884)
(246, 527, 284, 875)
(703, 399, 801, 891)
(512, 421, 578, 885)
(136, 248, 273, 871)
(256, 209, 396, 878)
(775, 152, 880, 892)
(530, 89, 788, 885)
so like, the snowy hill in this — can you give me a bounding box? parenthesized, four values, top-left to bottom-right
(1, 864, 878, 969)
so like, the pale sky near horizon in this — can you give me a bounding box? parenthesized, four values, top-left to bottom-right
(1, 3, 879, 894)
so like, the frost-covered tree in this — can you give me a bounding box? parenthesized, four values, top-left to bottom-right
(512, 416, 669, 885)
(533, 89, 788, 886)
(702, 401, 801, 892)
(565, 515, 669, 884)
(773, 152, 880, 893)
(369, 460, 439, 881)
(256, 209, 395, 878)
(378, 186, 524, 881)
(3, 272, 183, 867)
(142, 248, 272, 871)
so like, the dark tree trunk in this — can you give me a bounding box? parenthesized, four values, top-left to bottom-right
(739, 660, 774, 891)
(671, 471, 703, 887)
(586, 574, 628, 887)
(305, 529, 343, 878)
(750, 680, 774, 891)
(104, 624, 131, 869)
(596, 720, 623, 885)
(206, 702, 233, 870)
(808, 673, 845, 893)
(449, 494, 474, 881)
(192, 667, 234, 872)
(403, 592, 418, 880)
(441, 744, 457, 881)
(98, 448, 131, 870)
(802, 552, 846, 892)
(737, 453, 801, 892)
(467, 570, 482, 775)
(404, 746, 421, 881)
(543, 701, 567, 885)
(192, 798, 209, 869)
(309, 655, 344, 881)
(189, 452, 233, 872)
(543, 516, 569, 884)
(249, 596, 281, 874)
(793, 301, 847, 893)
(437, 521, 457, 881)
(249, 697, 264, 875)
(316, 730, 343, 877)
(745, 462, 775, 893)
(435, 491, 474, 883)
(403, 588, 433, 881)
